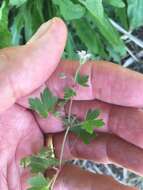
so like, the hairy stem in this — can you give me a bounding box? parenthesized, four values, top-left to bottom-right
(74, 63, 82, 82)
(50, 169, 60, 189)
(51, 65, 82, 189)
(59, 63, 82, 168)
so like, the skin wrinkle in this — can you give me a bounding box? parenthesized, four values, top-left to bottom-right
(7, 75, 18, 108)
(106, 134, 114, 165)
(14, 109, 43, 160)
(16, 104, 44, 138)
(92, 61, 113, 102)
(1, 47, 32, 100)
(0, 159, 8, 190)
(31, 111, 45, 135)
(0, 104, 43, 190)
(106, 135, 143, 175)
(53, 131, 143, 176)
(68, 135, 79, 159)
(54, 164, 136, 190)
(14, 109, 43, 190)
(108, 104, 118, 133)
(6, 143, 19, 186)
(7, 158, 21, 190)
(0, 52, 16, 109)
(67, 133, 110, 163)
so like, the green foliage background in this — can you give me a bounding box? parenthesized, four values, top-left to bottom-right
(0, 0, 143, 63)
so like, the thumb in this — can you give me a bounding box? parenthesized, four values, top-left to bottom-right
(0, 17, 67, 113)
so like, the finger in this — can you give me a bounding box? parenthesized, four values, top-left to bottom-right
(0, 17, 67, 113)
(69, 101, 143, 149)
(54, 164, 137, 190)
(45, 60, 143, 107)
(35, 100, 143, 149)
(18, 60, 143, 108)
(53, 132, 143, 176)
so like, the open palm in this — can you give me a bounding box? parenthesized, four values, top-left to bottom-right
(0, 18, 142, 190)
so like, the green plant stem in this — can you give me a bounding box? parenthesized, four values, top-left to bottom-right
(59, 63, 82, 168)
(74, 63, 82, 82)
(50, 169, 60, 189)
(51, 64, 82, 189)
(59, 124, 71, 168)
(59, 98, 73, 168)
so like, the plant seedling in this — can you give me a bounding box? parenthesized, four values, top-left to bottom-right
(21, 51, 105, 189)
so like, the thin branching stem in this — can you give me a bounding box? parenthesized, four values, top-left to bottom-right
(59, 63, 82, 168)
(50, 169, 60, 189)
(51, 63, 82, 189)
(74, 64, 82, 81)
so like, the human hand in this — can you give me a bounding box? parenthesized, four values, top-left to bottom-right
(0, 17, 141, 189)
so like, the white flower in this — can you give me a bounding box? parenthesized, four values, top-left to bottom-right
(77, 50, 92, 65)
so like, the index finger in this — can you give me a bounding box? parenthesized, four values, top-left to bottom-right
(46, 60, 143, 108)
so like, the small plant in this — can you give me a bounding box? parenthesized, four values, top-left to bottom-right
(21, 51, 105, 190)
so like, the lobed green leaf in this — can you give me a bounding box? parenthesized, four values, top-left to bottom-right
(27, 173, 50, 190)
(70, 126, 96, 144)
(29, 88, 58, 118)
(76, 73, 89, 87)
(64, 88, 76, 100)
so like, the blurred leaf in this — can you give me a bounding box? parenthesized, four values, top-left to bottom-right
(70, 126, 97, 144)
(52, 0, 85, 20)
(64, 32, 77, 59)
(79, 0, 104, 18)
(21, 147, 59, 174)
(28, 174, 48, 187)
(0, 0, 12, 48)
(30, 156, 59, 173)
(81, 109, 104, 134)
(73, 19, 100, 55)
(104, 0, 125, 8)
(115, 7, 129, 30)
(76, 73, 89, 87)
(9, 0, 27, 7)
(20, 157, 31, 168)
(107, 46, 122, 63)
(15, 0, 44, 42)
(79, 0, 126, 55)
(86, 109, 100, 120)
(127, 0, 143, 29)
(27, 173, 50, 190)
(10, 12, 24, 45)
(64, 88, 76, 100)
